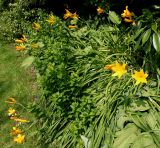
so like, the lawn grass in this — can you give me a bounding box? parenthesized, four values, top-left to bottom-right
(0, 40, 38, 147)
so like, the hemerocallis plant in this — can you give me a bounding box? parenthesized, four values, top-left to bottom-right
(14, 134, 25, 144)
(105, 61, 127, 79)
(97, 7, 104, 15)
(132, 69, 148, 85)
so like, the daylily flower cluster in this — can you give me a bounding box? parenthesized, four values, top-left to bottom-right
(104, 61, 148, 85)
(15, 35, 27, 51)
(121, 6, 134, 23)
(5, 97, 30, 144)
(63, 9, 78, 29)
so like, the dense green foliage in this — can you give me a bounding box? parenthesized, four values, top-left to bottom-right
(0, 0, 160, 147)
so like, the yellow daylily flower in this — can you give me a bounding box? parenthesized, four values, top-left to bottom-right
(5, 98, 16, 104)
(46, 14, 55, 25)
(97, 7, 104, 15)
(64, 9, 73, 19)
(15, 45, 26, 51)
(8, 108, 17, 116)
(105, 61, 127, 79)
(10, 117, 29, 123)
(32, 22, 41, 30)
(14, 134, 25, 144)
(11, 127, 22, 136)
(132, 69, 148, 85)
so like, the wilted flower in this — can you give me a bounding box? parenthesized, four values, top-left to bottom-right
(14, 134, 25, 144)
(68, 25, 77, 29)
(31, 43, 39, 48)
(10, 117, 29, 123)
(32, 22, 41, 30)
(11, 127, 22, 136)
(132, 69, 148, 85)
(46, 14, 55, 25)
(5, 98, 16, 104)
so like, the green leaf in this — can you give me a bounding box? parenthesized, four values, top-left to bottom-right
(131, 133, 157, 148)
(80, 135, 91, 148)
(128, 99, 150, 112)
(113, 123, 140, 148)
(21, 56, 35, 68)
(70, 18, 78, 25)
(37, 42, 44, 48)
(142, 29, 151, 45)
(108, 11, 121, 25)
(151, 23, 157, 33)
(153, 33, 160, 54)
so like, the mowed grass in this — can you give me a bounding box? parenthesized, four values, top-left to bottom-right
(0, 41, 37, 147)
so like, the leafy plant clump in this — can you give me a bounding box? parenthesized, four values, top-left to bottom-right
(12, 6, 160, 148)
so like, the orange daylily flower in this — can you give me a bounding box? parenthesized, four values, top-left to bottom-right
(64, 9, 73, 19)
(97, 7, 104, 15)
(121, 6, 134, 23)
(15, 45, 26, 51)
